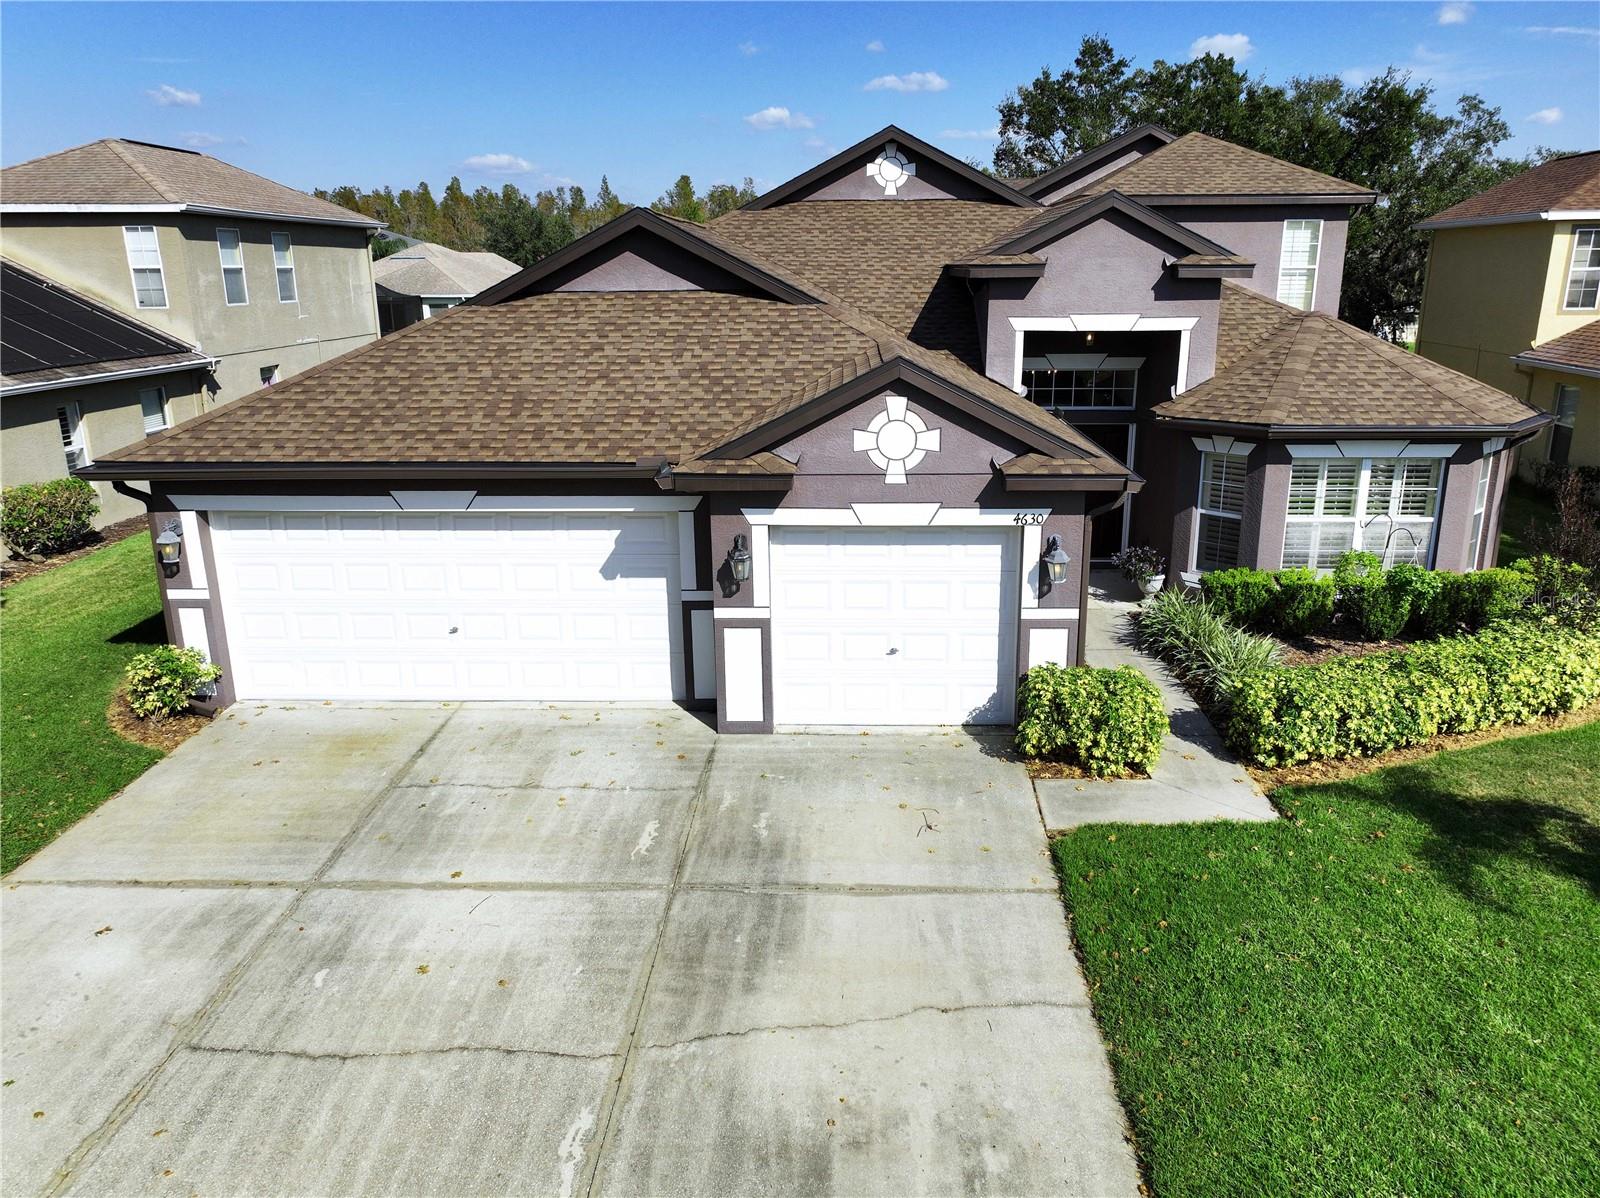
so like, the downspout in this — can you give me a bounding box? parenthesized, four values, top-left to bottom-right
(112, 480, 156, 508)
(1076, 487, 1133, 666)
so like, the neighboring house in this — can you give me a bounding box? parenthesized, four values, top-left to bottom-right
(1, 259, 214, 526)
(373, 241, 521, 333)
(79, 126, 1546, 733)
(0, 138, 384, 407)
(1415, 150, 1600, 474)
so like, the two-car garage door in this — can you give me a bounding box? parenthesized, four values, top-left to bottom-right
(210, 510, 682, 701)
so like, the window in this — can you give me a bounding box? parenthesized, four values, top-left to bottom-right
(1550, 384, 1581, 464)
(1276, 219, 1322, 310)
(1195, 451, 1248, 571)
(216, 229, 248, 305)
(122, 225, 167, 309)
(1563, 227, 1600, 311)
(1470, 454, 1494, 569)
(422, 297, 461, 319)
(260, 365, 280, 387)
(1283, 457, 1442, 570)
(1022, 354, 1142, 410)
(271, 232, 297, 302)
(139, 386, 168, 434)
(56, 403, 89, 470)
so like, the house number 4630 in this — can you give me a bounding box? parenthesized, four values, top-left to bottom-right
(1012, 513, 1046, 526)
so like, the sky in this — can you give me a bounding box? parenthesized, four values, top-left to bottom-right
(1, 1, 1596, 205)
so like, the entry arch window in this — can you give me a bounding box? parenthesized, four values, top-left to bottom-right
(1563, 227, 1599, 311)
(1277, 219, 1322, 310)
(1022, 354, 1142, 410)
(216, 229, 248, 305)
(271, 232, 298, 303)
(122, 225, 167, 309)
(1194, 450, 1249, 571)
(1283, 456, 1442, 570)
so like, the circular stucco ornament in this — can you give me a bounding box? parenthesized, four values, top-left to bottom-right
(865, 143, 918, 196)
(852, 394, 942, 484)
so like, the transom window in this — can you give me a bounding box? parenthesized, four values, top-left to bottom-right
(1284, 456, 1442, 569)
(1277, 219, 1322, 310)
(1564, 227, 1599, 311)
(122, 225, 167, 309)
(139, 386, 168, 434)
(272, 232, 298, 303)
(1195, 451, 1248, 572)
(217, 229, 248, 305)
(1022, 353, 1143, 410)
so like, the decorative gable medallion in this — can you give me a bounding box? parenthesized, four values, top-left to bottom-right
(866, 143, 917, 196)
(853, 394, 940, 484)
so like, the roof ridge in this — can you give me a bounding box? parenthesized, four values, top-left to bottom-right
(103, 138, 182, 203)
(0, 138, 122, 175)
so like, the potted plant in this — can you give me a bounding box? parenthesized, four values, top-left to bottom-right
(1112, 546, 1167, 597)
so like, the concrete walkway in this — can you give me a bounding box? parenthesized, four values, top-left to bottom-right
(1035, 571, 1279, 831)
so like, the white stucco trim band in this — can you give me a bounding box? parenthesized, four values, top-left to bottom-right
(1285, 442, 1459, 459)
(714, 607, 771, 620)
(1190, 435, 1258, 456)
(1021, 607, 1080, 620)
(1008, 315, 1200, 396)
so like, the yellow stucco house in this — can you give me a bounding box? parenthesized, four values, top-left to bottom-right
(1416, 150, 1600, 474)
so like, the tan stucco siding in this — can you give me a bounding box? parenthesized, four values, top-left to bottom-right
(1, 370, 207, 526)
(1538, 221, 1600, 344)
(1416, 223, 1550, 374)
(1523, 366, 1600, 472)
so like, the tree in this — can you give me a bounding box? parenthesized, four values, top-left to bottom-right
(369, 235, 406, 260)
(437, 176, 483, 251)
(652, 175, 706, 222)
(992, 36, 1537, 335)
(479, 184, 575, 267)
(705, 177, 758, 218)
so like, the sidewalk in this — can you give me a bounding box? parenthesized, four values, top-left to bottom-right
(1035, 571, 1278, 831)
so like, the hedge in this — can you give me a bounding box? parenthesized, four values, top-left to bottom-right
(1, 477, 99, 557)
(1226, 620, 1600, 766)
(1016, 663, 1167, 777)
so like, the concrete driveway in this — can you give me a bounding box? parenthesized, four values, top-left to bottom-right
(2, 704, 1139, 1197)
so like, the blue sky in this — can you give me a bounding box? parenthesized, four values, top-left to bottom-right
(2, 2, 1596, 203)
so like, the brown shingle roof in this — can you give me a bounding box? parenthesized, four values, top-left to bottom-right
(1214, 280, 1304, 370)
(1420, 152, 1600, 228)
(0, 139, 379, 226)
(1071, 132, 1374, 201)
(1513, 319, 1600, 377)
(1159, 299, 1543, 431)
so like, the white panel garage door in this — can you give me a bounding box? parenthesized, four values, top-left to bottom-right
(210, 510, 682, 701)
(769, 527, 1019, 726)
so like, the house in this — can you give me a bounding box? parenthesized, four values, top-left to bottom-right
(1, 259, 215, 525)
(0, 138, 384, 407)
(1415, 150, 1600, 474)
(76, 126, 1547, 732)
(373, 241, 521, 333)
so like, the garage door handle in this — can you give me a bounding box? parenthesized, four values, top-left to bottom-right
(886, 646, 898, 655)
(449, 626, 459, 634)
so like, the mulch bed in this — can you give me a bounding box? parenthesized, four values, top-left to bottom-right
(1274, 630, 1409, 666)
(1, 517, 149, 587)
(1025, 759, 1148, 781)
(106, 688, 213, 752)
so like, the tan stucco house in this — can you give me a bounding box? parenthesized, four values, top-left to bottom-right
(1416, 150, 1600, 473)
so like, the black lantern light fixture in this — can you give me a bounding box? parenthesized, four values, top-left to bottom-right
(1041, 534, 1071, 589)
(727, 534, 752, 584)
(154, 519, 183, 578)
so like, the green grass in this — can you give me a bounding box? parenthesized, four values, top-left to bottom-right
(1499, 478, 1557, 564)
(1054, 722, 1600, 1197)
(1, 534, 167, 873)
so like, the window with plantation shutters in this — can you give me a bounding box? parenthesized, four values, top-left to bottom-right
(139, 386, 168, 434)
(1283, 457, 1443, 570)
(57, 403, 89, 470)
(1195, 451, 1248, 571)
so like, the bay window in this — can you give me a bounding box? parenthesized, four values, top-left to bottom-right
(1195, 450, 1248, 571)
(1283, 456, 1442, 570)
(1276, 219, 1321, 310)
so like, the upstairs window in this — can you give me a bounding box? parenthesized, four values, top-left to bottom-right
(216, 229, 248, 305)
(1022, 354, 1142, 410)
(271, 232, 298, 303)
(139, 386, 168, 434)
(57, 403, 89, 470)
(1564, 227, 1599, 310)
(122, 225, 167, 308)
(1284, 456, 1441, 570)
(1276, 219, 1322, 310)
(1195, 451, 1249, 571)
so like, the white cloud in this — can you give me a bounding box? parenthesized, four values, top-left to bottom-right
(744, 106, 815, 130)
(738, 40, 760, 56)
(1339, 67, 1372, 86)
(941, 126, 1001, 141)
(1437, 2, 1472, 25)
(1527, 107, 1564, 125)
(1189, 33, 1254, 61)
(865, 39, 885, 52)
(146, 84, 200, 107)
(864, 71, 949, 93)
(1524, 25, 1600, 38)
(803, 136, 826, 149)
(180, 132, 243, 149)
(464, 153, 533, 175)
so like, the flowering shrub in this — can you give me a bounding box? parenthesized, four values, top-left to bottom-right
(124, 646, 221, 719)
(1, 478, 99, 557)
(1016, 663, 1167, 776)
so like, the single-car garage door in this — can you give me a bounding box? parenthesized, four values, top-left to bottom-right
(210, 510, 682, 701)
(769, 527, 1019, 726)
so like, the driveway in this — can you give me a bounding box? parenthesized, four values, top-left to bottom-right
(2, 704, 1140, 1197)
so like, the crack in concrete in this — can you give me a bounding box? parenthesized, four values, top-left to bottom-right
(186, 1042, 618, 1064)
(639, 998, 1090, 1051)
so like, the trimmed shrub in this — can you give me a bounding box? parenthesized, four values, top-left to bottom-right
(1200, 568, 1277, 628)
(1016, 663, 1167, 777)
(1415, 567, 1535, 636)
(1271, 567, 1337, 637)
(1137, 589, 1281, 705)
(0, 477, 99, 557)
(1225, 621, 1600, 766)
(124, 646, 222, 719)
(1386, 563, 1446, 638)
(1334, 552, 1411, 641)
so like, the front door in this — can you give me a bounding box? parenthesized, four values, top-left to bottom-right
(1078, 423, 1135, 560)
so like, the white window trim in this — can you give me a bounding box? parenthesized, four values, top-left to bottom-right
(122, 225, 168, 310)
(57, 401, 90, 470)
(1470, 454, 1494, 569)
(216, 228, 249, 306)
(271, 231, 298, 304)
(1008, 315, 1198, 397)
(138, 384, 169, 434)
(1283, 457, 1444, 570)
(1562, 226, 1599, 312)
(1286, 440, 1457, 459)
(1276, 218, 1322, 311)
(1189, 448, 1250, 573)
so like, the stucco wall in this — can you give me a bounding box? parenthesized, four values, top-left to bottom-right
(1162, 204, 1349, 316)
(1524, 366, 1600, 471)
(1416, 223, 1551, 383)
(1537, 222, 1600, 345)
(545, 231, 755, 292)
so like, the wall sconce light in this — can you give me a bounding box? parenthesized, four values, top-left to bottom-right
(1041, 534, 1071, 589)
(154, 519, 183, 578)
(727, 534, 752, 584)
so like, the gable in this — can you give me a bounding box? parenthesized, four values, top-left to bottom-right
(539, 226, 764, 294)
(1026, 128, 1176, 205)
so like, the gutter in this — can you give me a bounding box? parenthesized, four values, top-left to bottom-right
(2, 355, 219, 398)
(1147, 412, 1554, 438)
(1510, 352, 1600, 382)
(1415, 209, 1600, 232)
(0, 202, 383, 231)
(73, 461, 664, 483)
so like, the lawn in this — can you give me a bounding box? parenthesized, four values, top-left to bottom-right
(1498, 477, 1556, 564)
(1054, 721, 1600, 1198)
(1, 534, 167, 873)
